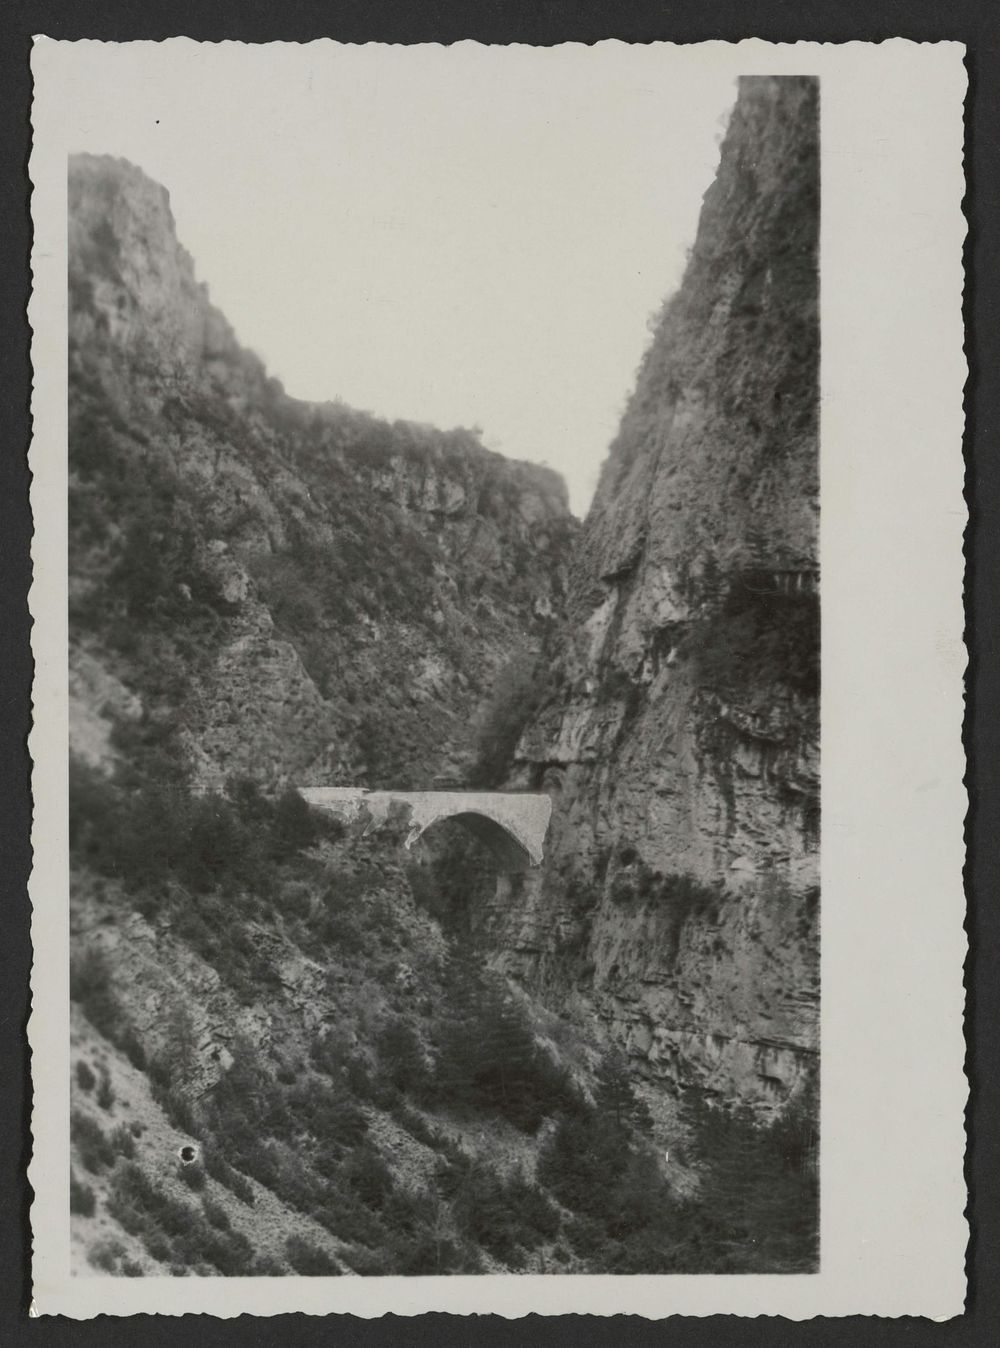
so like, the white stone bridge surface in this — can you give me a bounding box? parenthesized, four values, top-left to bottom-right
(297, 788, 552, 872)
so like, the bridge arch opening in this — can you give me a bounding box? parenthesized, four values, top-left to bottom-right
(412, 810, 535, 873)
(297, 788, 551, 874)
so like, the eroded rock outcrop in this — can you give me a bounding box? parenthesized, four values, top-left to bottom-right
(480, 77, 820, 1112)
(68, 154, 577, 792)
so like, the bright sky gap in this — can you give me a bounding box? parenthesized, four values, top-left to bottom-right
(67, 43, 736, 516)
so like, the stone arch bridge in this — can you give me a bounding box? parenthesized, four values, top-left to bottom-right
(297, 788, 552, 872)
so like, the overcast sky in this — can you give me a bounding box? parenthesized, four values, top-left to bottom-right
(59, 42, 736, 515)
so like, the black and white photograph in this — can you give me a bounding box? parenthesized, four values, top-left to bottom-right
(28, 38, 966, 1319)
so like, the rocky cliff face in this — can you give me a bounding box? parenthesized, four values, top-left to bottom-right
(483, 77, 820, 1112)
(68, 153, 576, 793)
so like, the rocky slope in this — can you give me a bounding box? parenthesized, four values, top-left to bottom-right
(68, 151, 576, 794)
(484, 76, 821, 1113)
(66, 153, 594, 1276)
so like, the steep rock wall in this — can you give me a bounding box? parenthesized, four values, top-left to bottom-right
(68, 155, 576, 791)
(480, 77, 820, 1112)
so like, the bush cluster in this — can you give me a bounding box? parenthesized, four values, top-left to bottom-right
(608, 858, 722, 963)
(189, 1033, 486, 1272)
(677, 1082, 819, 1273)
(88, 1237, 126, 1274)
(75, 1060, 96, 1092)
(71, 1111, 116, 1174)
(375, 1018, 430, 1098)
(284, 1234, 341, 1276)
(178, 1160, 207, 1191)
(70, 765, 350, 1004)
(688, 571, 819, 700)
(202, 1196, 231, 1231)
(429, 960, 584, 1132)
(448, 1162, 559, 1267)
(96, 1069, 115, 1110)
(71, 764, 333, 902)
(203, 1146, 256, 1207)
(537, 1060, 819, 1274)
(70, 945, 123, 1043)
(107, 1163, 256, 1276)
(70, 1171, 96, 1217)
(468, 650, 549, 788)
(71, 1110, 138, 1174)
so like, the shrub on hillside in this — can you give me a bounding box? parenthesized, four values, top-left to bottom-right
(202, 1196, 231, 1231)
(71, 1110, 116, 1174)
(390, 1100, 454, 1153)
(75, 1060, 96, 1093)
(108, 1163, 256, 1276)
(317, 890, 366, 955)
(355, 1186, 482, 1275)
(178, 1159, 207, 1191)
(203, 1146, 256, 1207)
(537, 1111, 627, 1219)
(468, 650, 548, 788)
(251, 1254, 288, 1276)
(71, 761, 338, 926)
(538, 1109, 690, 1273)
(680, 1080, 819, 1273)
(69, 940, 123, 1042)
(593, 1048, 653, 1135)
(149, 1077, 199, 1136)
(120, 1027, 147, 1071)
(110, 1124, 136, 1161)
(452, 1164, 560, 1267)
(536, 1046, 681, 1263)
(70, 1171, 96, 1217)
(688, 572, 819, 700)
(354, 710, 418, 790)
(96, 1069, 115, 1111)
(88, 1237, 125, 1274)
(312, 1192, 386, 1247)
(343, 1144, 395, 1211)
(608, 861, 722, 963)
(432, 965, 584, 1132)
(284, 1234, 341, 1276)
(535, 1066, 819, 1275)
(375, 1017, 430, 1098)
(287, 1071, 369, 1149)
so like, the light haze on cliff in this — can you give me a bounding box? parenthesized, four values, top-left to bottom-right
(62, 42, 736, 515)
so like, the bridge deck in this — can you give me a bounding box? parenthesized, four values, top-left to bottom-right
(297, 788, 553, 871)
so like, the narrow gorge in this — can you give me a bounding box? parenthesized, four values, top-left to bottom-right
(67, 74, 819, 1279)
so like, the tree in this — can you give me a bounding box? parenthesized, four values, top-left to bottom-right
(594, 1048, 653, 1136)
(537, 1111, 626, 1218)
(270, 787, 319, 861)
(376, 1018, 429, 1096)
(469, 650, 547, 788)
(157, 1001, 201, 1092)
(433, 961, 578, 1131)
